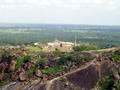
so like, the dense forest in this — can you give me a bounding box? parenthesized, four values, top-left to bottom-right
(0, 24, 120, 48)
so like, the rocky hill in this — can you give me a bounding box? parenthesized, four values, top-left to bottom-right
(0, 46, 120, 90)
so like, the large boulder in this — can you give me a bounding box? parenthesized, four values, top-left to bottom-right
(27, 62, 34, 70)
(8, 60, 16, 72)
(23, 62, 34, 70)
(23, 52, 27, 56)
(10, 72, 18, 80)
(35, 69, 42, 77)
(113, 71, 120, 80)
(19, 72, 28, 81)
(0, 73, 3, 81)
(0, 63, 6, 73)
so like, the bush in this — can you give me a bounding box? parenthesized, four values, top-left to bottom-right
(57, 56, 68, 65)
(0, 50, 14, 63)
(110, 51, 120, 62)
(97, 72, 120, 90)
(16, 55, 37, 68)
(73, 44, 100, 52)
(27, 68, 36, 76)
(16, 57, 25, 68)
(38, 60, 46, 69)
(23, 56, 31, 63)
(40, 65, 69, 75)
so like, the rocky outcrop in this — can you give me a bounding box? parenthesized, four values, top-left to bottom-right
(35, 69, 42, 77)
(0, 73, 3, 81)
(0, 63, 6, 73)
(0, 60, 16, 73)
(113, 71, 120, 80)
(22, 62, 34, 70)
(19, 72, 28, 81)
(0, 56, 118, 90)
(0, 48, 119, 90)
(44, 60, 116, 90)
(10, 72, 18, 81)
(8, 60, 16, 72)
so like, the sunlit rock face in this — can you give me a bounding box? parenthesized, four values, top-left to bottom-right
(0, 58, 117, 90)
(0, 49, 119, 90)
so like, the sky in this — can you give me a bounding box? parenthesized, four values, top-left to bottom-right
(0, 0, 120, 25)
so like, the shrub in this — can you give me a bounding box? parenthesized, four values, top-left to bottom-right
(16, 57, 24, 68)
(57, 56, 68, 65)
(16, 55, 34, 68)
(97, 72, 120, 90)
(73, 44, 99, 52)
(38, 60, 46, 69)
(27, 68, 36, 76)
(16, 55, 39, 68)
(114, 80, 120, 89)
(0, 50, 13, 63)
(0, 72, 12, 87)
(40, 55, 48, 61)
(23, 56, 31, 63)
(110, 51, 120, 62)
(40, 65, 69, 75)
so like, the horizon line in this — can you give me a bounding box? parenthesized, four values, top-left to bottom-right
(0, 22, 120, 26)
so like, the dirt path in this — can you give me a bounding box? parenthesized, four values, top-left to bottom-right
(1, 48, 118, 90)
(83, 47, 117, 56)
(45, 48, 118, 90)
(46, 57, 97, 90)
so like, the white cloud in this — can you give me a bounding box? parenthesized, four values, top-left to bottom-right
(0, 4, 15, 8)
(4, 0, 15, 3)
(0, 0, 119, 9)
(107, 0, 117, 10)
(71, 0, 104, 4)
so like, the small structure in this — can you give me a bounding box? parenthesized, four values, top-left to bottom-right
(34, 43, 39, 46)
(34, 39, 75, 51)
(47, 39, 74, 48)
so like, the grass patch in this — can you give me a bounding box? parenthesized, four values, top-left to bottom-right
(97, 72, 120, 90)
(0, 79, 12, 88)
(16, 55, 38, 68)
(41, 55, 48, 61)
(27, 68, 36, 76)
(40, 65, 69, 75)
(26, 46, 42, 52)
(0, 73, 12, 88)
(0, 50, 14, 62)
(73, 44, 100, 52)
(0, 49, 3, 53)
(110, 51, 120, 62)
(57, 55, 94, 65)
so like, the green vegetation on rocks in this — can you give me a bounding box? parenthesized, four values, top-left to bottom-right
(0, 50, 14, 62)
(0, 72, 12, 87)
(27, 68, 36, 76)
(16, 55, 38, 68)
(40, 65, 69, 75)
(96, 72, 120, 90)
(73, 44, 100, 52)
(111, 51, 120, 62)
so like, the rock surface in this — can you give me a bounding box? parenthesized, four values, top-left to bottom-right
(0, 48, 119, 90)
(0, 74, 3, 81)
(35, 69, 42, 77)
(0, 57, 118, 90)
(0, 63, 6, 73)
(113, 71, 120, 80)
(8, 60, 16, 72)
(19, 72, 27, 81)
